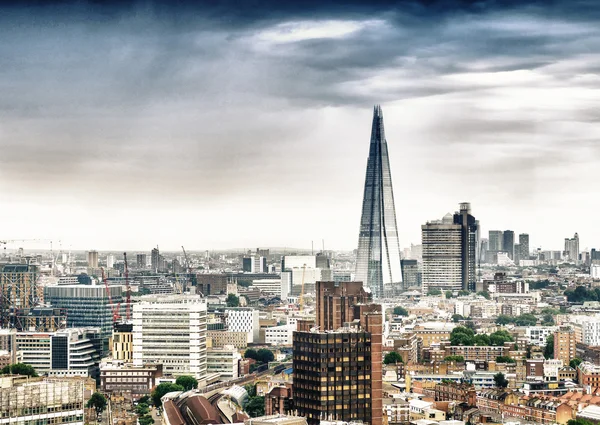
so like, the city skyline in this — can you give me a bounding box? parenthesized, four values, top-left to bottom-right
(1, 1, 599, 251)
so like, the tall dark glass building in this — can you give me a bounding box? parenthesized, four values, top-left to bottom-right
(355, 105, 402, 298)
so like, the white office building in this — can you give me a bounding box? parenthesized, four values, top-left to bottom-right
(206, 345, 241, 380)
(225, 308, 260, 344)
(15, 328, 102, 378)
(251, 278, 290, 299)
(133, 294, 207, 381)
(264, 324, 296, 346)
(524, 326, 558, 347)
(569, 315, 600, 346)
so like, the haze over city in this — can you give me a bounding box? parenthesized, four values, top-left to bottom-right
(1, 0, 599, 251)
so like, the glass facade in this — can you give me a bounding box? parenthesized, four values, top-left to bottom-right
(355, 106, 402, 298)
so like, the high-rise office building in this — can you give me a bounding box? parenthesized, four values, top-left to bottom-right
(421, 214, 462, 293)
(502, 230, 515, 260)
(87, 250, 99, 268)
(565, 233, 580, 264)
(488, 231, 503, 252)
(106, 254, 115, 269)
(136, 254, 147, 269)
(355, 106, 402, 298)
(44, 285, 123, 352)
(151, 247, 160, 272)
(519, 234, 530, 261)
(400, 259, 421, 291)
(453, 203, 478, 291)
(0, 264, 40, 328)
(133, 295, 207, 382)
(293, 281, 382, 425)
(421, 204, 478, 293)
(513, 243, 521, 265)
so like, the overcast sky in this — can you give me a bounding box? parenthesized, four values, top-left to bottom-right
(1, 0, 599, 252)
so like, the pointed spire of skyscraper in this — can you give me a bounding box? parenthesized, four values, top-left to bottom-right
(355, 106, 402, 298)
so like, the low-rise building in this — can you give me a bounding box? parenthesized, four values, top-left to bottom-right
(208, 330, 248, 349)
(206, 346, 241, 380)
(100, 361, 163, 399)
(0, 376, 85, 425)
(265, 325, 295, 346)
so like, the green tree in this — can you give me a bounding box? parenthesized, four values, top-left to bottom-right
(570, 358, 583, 369)
(450, 326, 475, 346)
(493, 372, 509, 388)
(244, 348, 258, 360)
(496, 356, 516, 364)
(245, 384, 257, 398)
(393, 306, 409, 316)
(541, 314, 555, 326)
(256, 348, 274, 364)
(0, 363, 38, 377)
(445, 291, 454, 299)
(514, 313, 538, 327)
(245, 396, 265, 417)
(489, 330, 514, 346)
(495, 315, 514, 325)
(444, 355, 465, 362)
(227, 294, 240, 307)
(136, 403, 150, 415)
(384, 351, 403, 364)
(139, 416, 155, 425)
(138, 395, 151, 405)
(452, 314, 464, 323)
(544, 335, 554, 359)
(477, 291, 491, 300)
(458, 290, 470, 296)
(567, 420, 596, 425)
(151, 383, 184, 407)
(86, 392, 107, 418)
(175, 375, 198, 391)
(427, 288, 442, 296)
(541, 307, 560, 315)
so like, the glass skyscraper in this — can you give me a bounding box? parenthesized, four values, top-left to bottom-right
(355, 105, 402, 298)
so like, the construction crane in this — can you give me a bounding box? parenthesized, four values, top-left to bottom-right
(101, 267, 121, 324)
(123, 252, 131, 321)
(299, 264, 307, 312)
(181, 246, 191, 273)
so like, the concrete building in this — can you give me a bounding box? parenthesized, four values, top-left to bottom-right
(565, 233, 580, 263)
(133, 295, 207, 381)
(136, 254, 147, 269)
(86, 250, 99, 268)
(554, 326, 577, 365)
(100, 360, 163, 399)
(0, 376, 85, 425)
(206, 346, 241, 380)
(196, 274, 230, 296)
(44, 284, 123, 351)
(293, 281, 382, 425)
(421, 214, 463, 293)
(265, 325, 295, 346)
(207, 330, 248, 349)
(15, 328, 102, 378)
(519, 234, 530, 262)
(251, 279, 290, 299)
(225, 308, 260, 344)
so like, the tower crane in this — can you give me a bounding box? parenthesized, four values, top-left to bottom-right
(299, 264, 307, 312)
(123, 252, 131, 321)
(101, 267, 121, 324)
